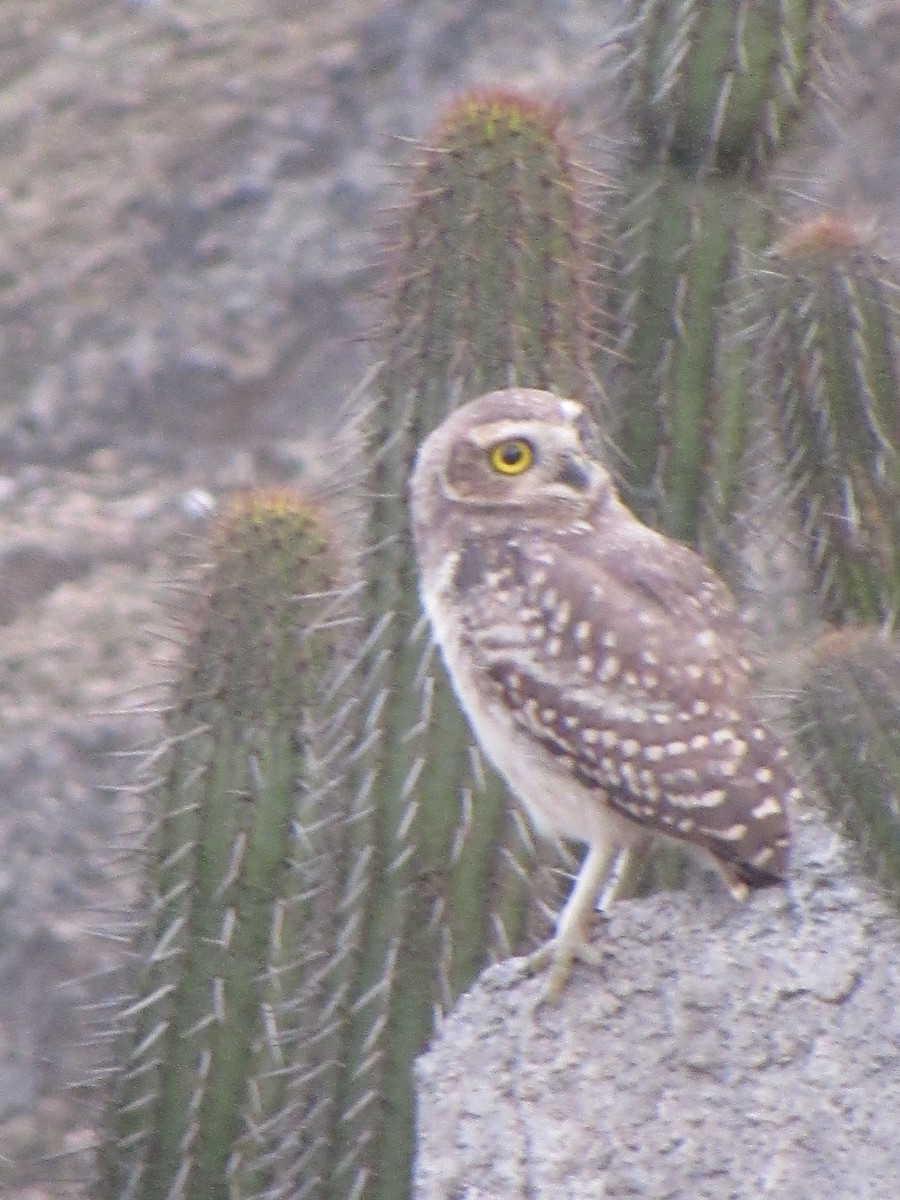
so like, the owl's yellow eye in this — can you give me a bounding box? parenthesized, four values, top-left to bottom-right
(489, 439, 534, 476)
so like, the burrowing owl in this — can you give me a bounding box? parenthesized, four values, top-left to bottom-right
(409, 387, 795, 995)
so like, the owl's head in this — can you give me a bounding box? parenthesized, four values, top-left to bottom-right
(410, 388, 613, 527)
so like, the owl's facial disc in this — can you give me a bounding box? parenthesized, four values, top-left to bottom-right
(443, 410, 606, 509)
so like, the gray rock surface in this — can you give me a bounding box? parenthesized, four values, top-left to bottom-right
(415, 814, 900, 1199)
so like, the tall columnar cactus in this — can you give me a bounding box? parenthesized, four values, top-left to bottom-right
(610, 164, 775, 551)
(381, 89, 595, 409)
(750, 215, 900, 625)
(604, 1, 826, 556)
(327, 91, 599, 1200)
(92, 490, 357, 1200)
(616, 0, 819, 173)
(791, 628, 900, 904)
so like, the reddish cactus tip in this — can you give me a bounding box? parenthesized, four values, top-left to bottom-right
(775, 213, 867, 261)
(224, 486, 320, 520)
(435, 87, 566, 143)
(219, 487, 335, 543)
(211, 488, 342, 592)
(809, 626, 887, 666)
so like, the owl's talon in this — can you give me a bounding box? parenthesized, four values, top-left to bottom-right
(524, 935, 602, 1001)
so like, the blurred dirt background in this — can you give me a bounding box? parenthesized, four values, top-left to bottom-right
(1, 1, 898, 1195)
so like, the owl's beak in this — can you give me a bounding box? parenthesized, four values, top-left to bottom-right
(554, 454, 593, 492)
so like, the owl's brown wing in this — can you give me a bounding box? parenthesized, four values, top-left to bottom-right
(456, 529, 792, 883)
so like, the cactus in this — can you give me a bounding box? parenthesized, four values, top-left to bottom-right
(750, 215, 900, 625)
(616, 0, 819, 174)
(92, 490, 357, 1200)
(603, 0, 832, 552)
(792, 628, 900, 903)
(609, 163, 775, 551)
(381, 89, 595, 408)
(325, 90, 598, 1200)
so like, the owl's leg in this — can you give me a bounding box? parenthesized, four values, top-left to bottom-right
(526, 840, 627, 998)
(596, 843, 633, 913)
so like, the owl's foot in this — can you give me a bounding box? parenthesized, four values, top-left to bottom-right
(524, 842, 631, 1001)
(524, 934, 602, 1000)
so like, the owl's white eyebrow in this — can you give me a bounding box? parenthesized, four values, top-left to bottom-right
(467, 418, 570, 448)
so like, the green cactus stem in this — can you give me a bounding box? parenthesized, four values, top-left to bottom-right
(610, 163, 775, 555)
(753, 215, 900, 625)
(381, 88, 596, 408)
(327, 90, 596, 1200)
(616, 0, 819, 174)
(792, 628, 900, 904)
(93, 490, 355, 1200)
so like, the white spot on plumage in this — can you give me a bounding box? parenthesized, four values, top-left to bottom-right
(751, 796, 784, 819)
(598, 656, 620, 683)
(549, 600, 572, 633)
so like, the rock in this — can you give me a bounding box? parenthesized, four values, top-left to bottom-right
(415, 814, 900, 1199)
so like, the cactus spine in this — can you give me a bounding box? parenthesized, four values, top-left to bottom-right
(93, 491, 355, 1200)
(751, 216, 900, 624)
(328, 91, 598, 1200)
